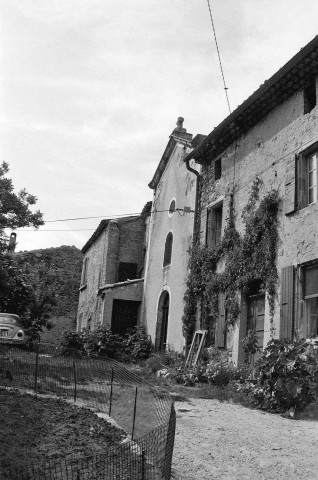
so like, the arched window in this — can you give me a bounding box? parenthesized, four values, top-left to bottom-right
(168, 199, 176, 216)
(163, 232, 173, 267)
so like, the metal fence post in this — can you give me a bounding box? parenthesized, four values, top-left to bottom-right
(73, 352, 77, 403)
(33, 343, 40, 393)
(163, 402, 176, 479)
(141, 449, 146, 480)
(131, 387, 138, 441)
(109, 368, 114, 416)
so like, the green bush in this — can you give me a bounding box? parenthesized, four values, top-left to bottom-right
(172, 348, 251, 387)
(59, 330, 85, 356)
(122, 327, 153, 361)
(59, 325, 153, 362)
(252, 337, 318, 415)
(82, 325, 123, 358)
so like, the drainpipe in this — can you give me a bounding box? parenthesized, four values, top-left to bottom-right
(185, 156, 200, 244)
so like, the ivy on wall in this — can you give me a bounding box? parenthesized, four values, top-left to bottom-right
(182, 178, 280, 346)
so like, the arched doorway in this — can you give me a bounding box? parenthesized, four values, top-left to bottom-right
(155, 291, 170, 351)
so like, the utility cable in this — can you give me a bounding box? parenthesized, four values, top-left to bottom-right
(206, 0, 231, 114)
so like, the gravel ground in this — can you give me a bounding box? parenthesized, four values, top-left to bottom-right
(171, 398, 318, 480)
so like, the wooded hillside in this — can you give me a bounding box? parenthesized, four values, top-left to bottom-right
(17, 246, 83, 344)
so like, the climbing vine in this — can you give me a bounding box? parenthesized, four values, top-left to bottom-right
(182, 178, 280, 346)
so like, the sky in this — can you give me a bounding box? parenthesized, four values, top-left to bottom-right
(1, 0, 318, 252)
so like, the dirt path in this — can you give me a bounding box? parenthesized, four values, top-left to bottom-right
(171, 398, 318, 480)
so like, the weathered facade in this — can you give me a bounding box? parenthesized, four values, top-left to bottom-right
(77, 205, 151, 335)
(185, 36, 318, 364)
(142, 118, 203, 351)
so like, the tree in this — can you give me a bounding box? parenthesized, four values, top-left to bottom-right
(0, 161, 53, 338)
(0, 161, 44, 250)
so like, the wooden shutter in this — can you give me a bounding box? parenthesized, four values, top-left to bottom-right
(296, 154, 308, 210)
(214, 205, 223, 245)
(200, 208, 208, 245)
(215, 292, 226, 347)
(284, 158, 296, 215)
(280, 265, 294, 340)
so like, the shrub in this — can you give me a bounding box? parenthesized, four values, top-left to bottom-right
(60, 325, 153, 362)
(172, 349, 250, 387)
(82, 325, 123, 358)
(173, 364, 207, 386)
(59, 330, 85, 356)
(122, 327, 153, 361)
(252, 337, 318, 415)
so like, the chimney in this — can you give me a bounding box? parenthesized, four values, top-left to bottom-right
(174, 116, 186, 133)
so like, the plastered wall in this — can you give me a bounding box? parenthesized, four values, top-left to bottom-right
(200, 82, 318, 363)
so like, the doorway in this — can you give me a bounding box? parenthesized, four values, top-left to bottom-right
(247, 294, 265, 364)
(155, 291, 170, 351)
(111, 300, 139, 336)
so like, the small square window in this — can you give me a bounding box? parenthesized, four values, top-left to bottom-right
(118, 262, 138, 282)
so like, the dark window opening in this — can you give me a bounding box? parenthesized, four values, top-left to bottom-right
(304, 82, 316, 114)
(215, 158, 222, 180)
(163, 232, 173, 267)
(118, 262, 138, 282)
(206, 204, 223, 247)
(111, 300, 139, 336)
(247, 279, 263, 296)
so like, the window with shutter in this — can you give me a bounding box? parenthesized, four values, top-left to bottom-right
(206, 203, 223, 247)
(285, 145, 318, 215)
(80, 257, 89, 287)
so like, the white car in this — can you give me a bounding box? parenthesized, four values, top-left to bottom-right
(0, 313, 26, 344)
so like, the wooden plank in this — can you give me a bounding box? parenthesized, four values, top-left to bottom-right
(185, 330, 207, 368)
(280, 265, 294, 340)
(284, 158, 296, 215)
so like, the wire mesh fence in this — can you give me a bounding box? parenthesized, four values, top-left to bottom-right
(0, 344, 176, 480)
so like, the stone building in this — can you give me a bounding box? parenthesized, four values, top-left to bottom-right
(184, 36, 318, 364)
(77, 205, 151, 335)
(142, 118, 204, 352)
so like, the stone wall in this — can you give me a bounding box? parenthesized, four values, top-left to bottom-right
(77, 216, 147, 332)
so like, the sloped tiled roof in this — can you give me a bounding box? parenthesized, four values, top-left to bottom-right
(187, 36, 318, 163)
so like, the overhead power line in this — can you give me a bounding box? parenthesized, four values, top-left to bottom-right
(42, 208, 194, 223)
(11, 208, 195, 232)
(206, 0, 231, 114)
(44, 213, 141, 223)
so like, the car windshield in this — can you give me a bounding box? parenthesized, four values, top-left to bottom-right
(0, 315, 21, 325)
